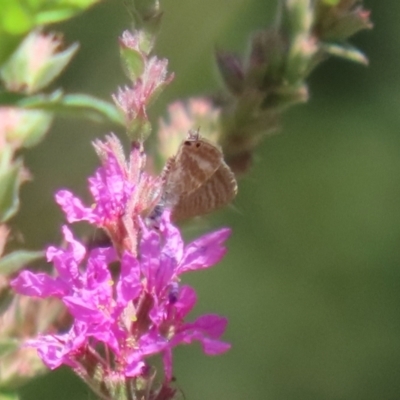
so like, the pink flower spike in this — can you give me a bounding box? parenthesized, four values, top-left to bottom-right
(112, 56, 173, 126)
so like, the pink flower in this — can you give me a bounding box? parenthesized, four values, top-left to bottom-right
(157, 99, 220, 161)
(11, 132, 232, 397)
(11, 211, 231, 382)
(55, 135, 161, 254)
(113, 30, 174, 135)
(113, 56, 173, 123)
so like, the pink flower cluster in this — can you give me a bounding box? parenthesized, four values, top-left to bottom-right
(11, 136, 231, 383)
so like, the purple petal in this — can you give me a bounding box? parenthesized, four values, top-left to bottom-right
(86, 323, 120, 354)
(170, 330, 230, 356)
(178, 228, 231, 273)
(26, 336, 66, 369)
(55, 190, 95, 223)
(174, 285, 197, 317)
(138, 332, 168, 355)
(191, 314, 228, 338)
(140, 230, 160, 289)
(155, 252, 176, 294)
(46, 226, 85, 282)
(86, 247, 115, 289)
(11, 271, 68, 298)
(117, 252, 142, 306)
(26, 323, 87, 369)
(200, 337, 231, 355)
(63, 294, 104, 323)
(160, 212, 183, 260)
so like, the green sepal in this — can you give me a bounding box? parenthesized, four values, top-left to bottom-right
(284, 36, 317, 84)
(5, 109, 52, 149)
(124, 0, 162, 37)
(262, 83, 309, 111)
(145, 79, 172, 110)
(30, 42, 79, 93)
(248, 29, 285, 86)
(322, 42, 369, 65)
(0, 250, 44, 277)
(280, 0, 313, 42)
(120, 45, 145, 82)
(126, 117, 152, 142)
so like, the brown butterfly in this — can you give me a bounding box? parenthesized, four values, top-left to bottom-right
(159, 129, 237, 221)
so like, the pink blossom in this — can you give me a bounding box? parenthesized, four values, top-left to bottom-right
(113, 56, 173, 123)
(55, 135, 161, 254)
(11, 134, 232, 389)
(12, 212, 231, 381)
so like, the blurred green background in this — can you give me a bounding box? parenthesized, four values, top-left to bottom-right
(13, 0, 400, 399)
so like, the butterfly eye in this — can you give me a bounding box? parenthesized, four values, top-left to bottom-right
(183, 141, 191, 146)
(196, 143, 201, 148)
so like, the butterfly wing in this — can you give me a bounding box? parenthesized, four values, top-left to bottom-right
(162, 138, 223, 204)
(171, 161, 237, 221)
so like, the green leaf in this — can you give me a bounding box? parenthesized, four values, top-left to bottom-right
(0, 162, 22, 223)
(19, 92, 124, 125)
(18, 111, 53, 148)
(0, 2, 33, 35)
(322, 42, 369, 65)
(0, 250, 44, 276)
(0, 0, 99, 37)
(33, 0, 100, 25)
(52, 0, 100, 8)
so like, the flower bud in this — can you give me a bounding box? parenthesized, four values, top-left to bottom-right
(0, 31, 78, 94)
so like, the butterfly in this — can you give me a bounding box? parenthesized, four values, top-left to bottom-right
(158, 129, 237, 221)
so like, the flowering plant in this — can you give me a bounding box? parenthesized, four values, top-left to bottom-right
(0, 0, 372, 399)
(11, 135, 231, 398)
